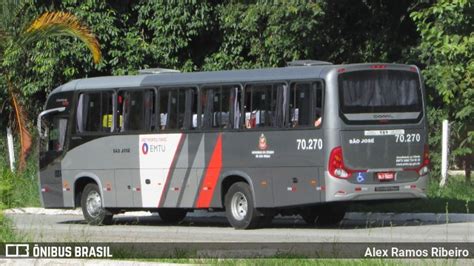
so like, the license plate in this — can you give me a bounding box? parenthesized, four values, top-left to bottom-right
(375, 186, 399, 192)
(377, 172, 394, 181)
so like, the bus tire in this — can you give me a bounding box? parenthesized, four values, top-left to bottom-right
(225, 182, 260, 229)
(158, 209, 187, 224)
(81, 183, 113, 225)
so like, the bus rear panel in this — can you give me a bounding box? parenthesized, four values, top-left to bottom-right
(324, 65, 429, 202)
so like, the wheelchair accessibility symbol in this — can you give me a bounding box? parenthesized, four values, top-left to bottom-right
(357, 172, 365, 183)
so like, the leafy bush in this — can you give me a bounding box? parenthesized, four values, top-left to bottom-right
(0, 164, 40, 209)
(0, 212, 20, 242)
(411, 0, 474, 181)
(0, 167, 14, 209)
(0, 137, 40, 209)
(426, 107, 447, 178)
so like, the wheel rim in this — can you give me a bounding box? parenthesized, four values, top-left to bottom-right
(86, 191, 102, 218)
(231, 192, 248, 221)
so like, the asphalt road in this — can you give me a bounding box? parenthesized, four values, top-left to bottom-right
(5, 209, 474, 243)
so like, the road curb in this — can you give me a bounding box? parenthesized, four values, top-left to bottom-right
(4, 208, 474, 223)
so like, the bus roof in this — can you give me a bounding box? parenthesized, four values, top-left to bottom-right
(50, 63, 415, 95)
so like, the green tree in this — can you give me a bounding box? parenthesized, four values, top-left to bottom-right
(320, 0, 421, 63)
(203, 0, 421, 70)
(136, 0, 218, 71)
(0, 0, 101, 170)
(203, 1, 325, 70)
(4, 0, 217, 117)
(411, 0, 473, 182)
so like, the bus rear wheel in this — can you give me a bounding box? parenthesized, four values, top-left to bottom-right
(81, 183, 113, 225)
(158, 209, 187, 224)
(225, 182, 260, 229)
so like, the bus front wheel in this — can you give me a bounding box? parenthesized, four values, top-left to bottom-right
(81, 183, 113, 225)
(225, 182, 260, 229)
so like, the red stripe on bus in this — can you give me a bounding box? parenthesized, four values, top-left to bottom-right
(158, 134, 184, 207)
(196, 134, 223, 208)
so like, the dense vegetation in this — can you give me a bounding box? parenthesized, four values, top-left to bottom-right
(0, 0, 472, 178)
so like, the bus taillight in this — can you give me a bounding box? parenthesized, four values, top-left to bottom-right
(328, 146, 351, 178)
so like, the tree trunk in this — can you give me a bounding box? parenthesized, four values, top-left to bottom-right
(7, 78, 32, 171)
(465, 154, 472, 184)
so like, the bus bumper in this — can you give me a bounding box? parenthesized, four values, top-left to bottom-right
(324, 174, 429, 202)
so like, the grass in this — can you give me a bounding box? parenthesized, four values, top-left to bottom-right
(115, 258, 459, 265)
(0, 162, 40, 209)
(0, 165, 29, 242)
(154, 259, 401, 265)
(0, 134, 40, 208)
(0, 211, 22, 242)
(0, 138, 40, 242)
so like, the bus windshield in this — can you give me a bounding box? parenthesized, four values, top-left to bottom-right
(338, 70, 422, 114)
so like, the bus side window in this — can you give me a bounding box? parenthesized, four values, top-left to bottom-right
(159, 90, 174, 130)
(290, 83, 311, 127)
(117, 89, 156, 132)
(289, 82, 323, 128)
(313, 82, 323, 127)
(244, 83, 286, 129)
(230, 86, 242, 129)
(100, 92, 114, 132)
(201, 86, 234, 129)
(183, 88, 197, 130)
(159, 88, 196, 131)
(76, 91, 113, 133)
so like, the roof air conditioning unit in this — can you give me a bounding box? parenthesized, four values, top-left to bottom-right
(287, 60, 332, 66)
(138, 68, 181, 74)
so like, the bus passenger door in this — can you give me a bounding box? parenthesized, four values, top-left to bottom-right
(39, 115, 68, 207)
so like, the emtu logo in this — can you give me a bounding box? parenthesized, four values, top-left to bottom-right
(141, 142, 166, 154)
(142, 143, 149, 155)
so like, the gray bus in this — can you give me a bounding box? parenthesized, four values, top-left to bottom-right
(37, 61, 429, 229)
